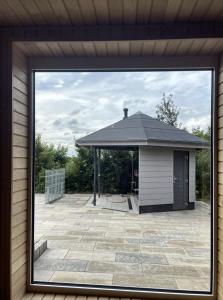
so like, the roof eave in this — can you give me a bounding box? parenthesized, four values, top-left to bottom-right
(76, 139, 209, 149)
(76, 140, 147, 147)
(146, 141, 209, 149)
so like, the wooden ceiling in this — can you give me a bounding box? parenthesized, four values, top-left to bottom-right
(14, 38, 223, 57)
(1, 0, 223, 26)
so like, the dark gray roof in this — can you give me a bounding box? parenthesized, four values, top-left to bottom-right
(76, 112, 209, 148)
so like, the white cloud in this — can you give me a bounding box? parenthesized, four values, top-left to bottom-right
(54, 79, 64, 88)
(35, 71, 212, 156)
(184, 116, 211, 132)
(80, 72, 90, 76)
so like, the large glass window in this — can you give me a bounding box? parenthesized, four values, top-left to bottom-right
(32, 70, 213, 294)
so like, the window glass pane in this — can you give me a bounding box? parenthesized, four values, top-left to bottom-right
(33, 70, 212, 293)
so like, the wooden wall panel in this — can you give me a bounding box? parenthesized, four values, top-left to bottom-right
(12, 44, 28, 300)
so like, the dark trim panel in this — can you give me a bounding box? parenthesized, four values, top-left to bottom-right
(27, 68, 35, 288)
(3, 21, 223, 41)
(0, 34, 12, 300)
(188, 202, 195, 210)
(213, 59, 219, 299)
(211, 60, 219, 299)
(139, 204, 173, 213)
(139, 202, 195, 214)
(29, 56, 218, 71)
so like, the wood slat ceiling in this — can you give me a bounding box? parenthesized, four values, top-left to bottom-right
(1, 0, 223, 26)
(14, 38, 223, 57)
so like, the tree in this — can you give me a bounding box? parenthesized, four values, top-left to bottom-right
(35, 137, 139, 195)
(64, 147, 95, 193)
(100, 150, 131, 194)
(192, 127, 211, 141)
(74, 147, 94, 192)
(156, 93, 180, 127)
(35, 135, 68, 192)
(192, 127, 211, 202)
(65, 157, 79, 192)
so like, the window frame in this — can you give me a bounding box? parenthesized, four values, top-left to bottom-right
(27, 56, 218, 300)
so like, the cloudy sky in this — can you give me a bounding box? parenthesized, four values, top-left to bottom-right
(35, 70, 212, 156)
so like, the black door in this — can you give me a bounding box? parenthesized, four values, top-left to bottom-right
(173, 151, 189, 210)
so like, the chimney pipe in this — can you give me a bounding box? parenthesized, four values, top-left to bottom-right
(123, 108, 128, 119)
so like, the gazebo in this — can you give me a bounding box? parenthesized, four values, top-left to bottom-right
(76, 108, 209, 213)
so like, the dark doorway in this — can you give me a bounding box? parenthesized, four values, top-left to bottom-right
(173, 151, 189, 210)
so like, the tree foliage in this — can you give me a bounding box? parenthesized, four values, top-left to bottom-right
(192, 127, 211, 201)
(100, 150, 138, 194)
(65, 147, 94, 193)
(35, 135, 68, 192)
(156, 93, 180, 127)
(35, 135, 138, 194)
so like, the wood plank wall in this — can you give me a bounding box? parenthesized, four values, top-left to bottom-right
(218, 54, 223, 300)
(12, 44, 28, 300)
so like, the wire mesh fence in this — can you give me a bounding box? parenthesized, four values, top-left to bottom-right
(45, 169, 65, 204)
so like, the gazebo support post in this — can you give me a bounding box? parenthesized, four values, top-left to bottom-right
(93, 147, 97, 206)
(97, 148, 101, 198)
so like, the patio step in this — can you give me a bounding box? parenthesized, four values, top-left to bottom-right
(34, 239, 47, 261)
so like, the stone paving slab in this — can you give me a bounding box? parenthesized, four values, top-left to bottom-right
(176, 278, 210, 291)
(47, 240, 96, 250)
(81, 237, 125, 243)
(166, 256, 210, 266)
(71, 242, 96, 251)
(185, 248, 210, 257)
(47, 240, 77, 249)
(142, 264, 200, 277)
(65, 250, 116, 262)
(140, 245, 186, 255)
(115, 252, 168, 265)
(105, 232, 144, 238)
(34, 194, 211, 291)
(197, 266, 211, 278)
(167, 240, 208, 247)
(113, 274, 178, 289)
(65, 251, 93, 260)
(43, 235, 82, 240)
(34, 270, 54, 281)
(35, 258, 88, 272)
(50, 271, 113, 285)
(40, 249, 68, 259)
(87, 261, 143, 274)
(126, 237, 167, 246)
(94, 242, 140, 252)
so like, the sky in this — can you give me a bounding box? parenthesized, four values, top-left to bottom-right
(35, 71, 212, 156)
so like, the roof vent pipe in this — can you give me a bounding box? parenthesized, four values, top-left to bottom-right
(123, 108, 128, 119)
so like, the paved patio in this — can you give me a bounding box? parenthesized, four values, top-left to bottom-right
(34, 194, 211, 291)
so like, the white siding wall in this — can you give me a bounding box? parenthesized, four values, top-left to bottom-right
(139, 147, 174, 206)
(189, 150, 196, 202)
(139, 147, 196, 207)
